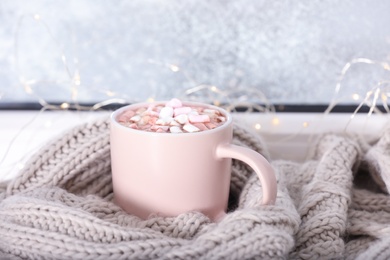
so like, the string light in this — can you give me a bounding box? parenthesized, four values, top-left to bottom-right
(24, 84, 33, 94)
(271, 117, 280, 126)
(326, 58, 390, 115)
(169, 64, 180, 72)
(352, 93, 360, 101)
(2, 12, 390, 179)
(74, 77, 81, 86)
(60, 102, 70, 109)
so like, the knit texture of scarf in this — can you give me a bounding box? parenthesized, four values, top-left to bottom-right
(1, 118, 390, 259)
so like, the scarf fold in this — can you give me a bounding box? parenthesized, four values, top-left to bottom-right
(0, 118, 389, 259)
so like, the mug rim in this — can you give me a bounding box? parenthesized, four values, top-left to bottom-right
(110, 100, 233, 136)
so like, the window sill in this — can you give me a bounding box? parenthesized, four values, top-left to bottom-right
(0, 111, 386, 181)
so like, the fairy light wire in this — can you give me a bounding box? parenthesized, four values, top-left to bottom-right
(325, 58, 390, 115)
(14, 14, 91, 111)
(2, 13, 390, 176)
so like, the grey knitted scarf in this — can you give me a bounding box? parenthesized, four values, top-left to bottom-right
(0, 118, 389, 259)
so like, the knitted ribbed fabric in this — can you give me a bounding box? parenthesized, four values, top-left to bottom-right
(0, 118, 389, 259)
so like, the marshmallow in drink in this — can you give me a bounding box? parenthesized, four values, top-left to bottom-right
(169, 126, 183, 133)
(117, 98, 226, 133)
(166, 98, 182, 108)
(130, 115, 141, 122)
(188, 114, 210, 123)
(183, 124, 200, 133)
(174, 107, 192, 116)
(159, 106, 174, 119)
(174, 114, 189, 124)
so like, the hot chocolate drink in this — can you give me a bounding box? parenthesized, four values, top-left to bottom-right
(117, 98, 227, 133)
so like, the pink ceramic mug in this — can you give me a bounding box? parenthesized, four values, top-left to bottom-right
(110, 101, 277, 221)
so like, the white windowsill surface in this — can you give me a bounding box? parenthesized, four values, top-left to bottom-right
(0, 111, 388, 182)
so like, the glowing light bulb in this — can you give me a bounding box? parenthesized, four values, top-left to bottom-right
(60, 103, 70, 109)
(73, 72, 81, 86)
(211, 86, 218, 92)
(303, 122, 309, 128)
(170, 65, 180, 72)
(24, 85, 33, 94)
(255, 123, 262, 130)
(272, 117, 280, 126)
(34, 14, 41, 20)
(352, 93, 360, 100)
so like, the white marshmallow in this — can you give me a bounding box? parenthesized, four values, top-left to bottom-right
(203, 109, 218, 115)
(156, 117, 173, 125)
(183, 124, 200, 133)
(175, 114, 189, 124)
(188, 110, 199, 116)
(217, 116, 226, 122)
(159, 106, 174, 119)
(170, 120, 180, 126)
(130, 115, 141, 122)
(166, 98, 182, 108)
(169, 126, 183, 133)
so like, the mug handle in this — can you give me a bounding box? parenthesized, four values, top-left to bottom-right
(216, 143, 277, 205)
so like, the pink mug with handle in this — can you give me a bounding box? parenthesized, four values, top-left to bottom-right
(110, 100, 277, 221)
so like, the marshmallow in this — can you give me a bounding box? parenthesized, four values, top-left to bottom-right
(130, 115, 141, 122)
(170, 120, 180, 126)
(205, 122, 217, 129)
(203, 109, 218, 115)
(148, 116, 158, 125)
(118, 98, 226, 133)
(189, 114, 210, 123)
(166, 98, 182, 108)
(136, 107, 147, 114)
(128, 123, 138, 129)
(151, 125, 169, 131)
(147, 110, 160, 117)
(138, 115, 150, 126)
(183, 124, 200, 133)
(156, 118, 173, 125)
(217, 116, 226, 122)
(193, 123, 208, 131)
(188, 110, 199, 116)
(174, 106, 192, 116)
(159, 106, 174, 119)
(169, 126, 183, 133)
(174, 114, 189, 124)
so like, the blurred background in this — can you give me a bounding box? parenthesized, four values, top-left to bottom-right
(1, 0, 390, 179)
(0, 0, 389, 107)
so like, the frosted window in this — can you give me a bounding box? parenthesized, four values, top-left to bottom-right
(0, 0, 389, 105)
